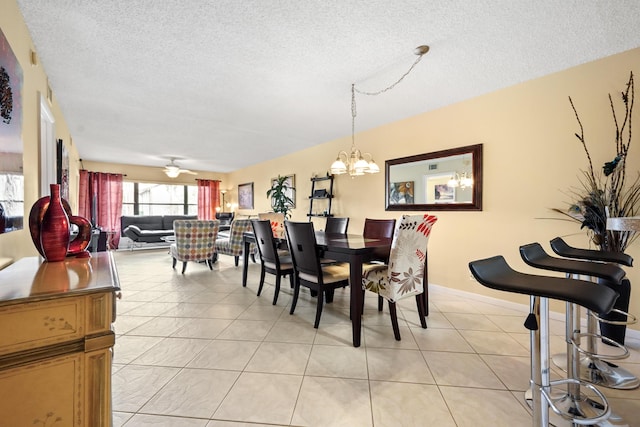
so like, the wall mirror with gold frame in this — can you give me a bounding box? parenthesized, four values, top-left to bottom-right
(385, 144, 483, 211)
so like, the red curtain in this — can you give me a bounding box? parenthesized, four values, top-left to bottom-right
(197, 179, 220, 219)
(79, 170, 124, 249)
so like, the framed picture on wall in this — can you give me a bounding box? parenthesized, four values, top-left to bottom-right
(426, 173, 455, 204)
(238, 182, 254, 209)
(56, 139, 69, 202)
(389, 181, 414, 204)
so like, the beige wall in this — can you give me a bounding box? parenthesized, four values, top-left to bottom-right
(0, 0, 76, 260)
(2, 0, 639, 330)
(81, 160, 227, 187)
(227, 48, 640, 328)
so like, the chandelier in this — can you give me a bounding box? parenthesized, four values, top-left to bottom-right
(330, 84, 380, 176)
(330, 45, 430, 177)
(447, 172, 474, 189)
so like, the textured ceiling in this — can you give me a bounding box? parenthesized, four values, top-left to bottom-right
(15, 0, 640, 173)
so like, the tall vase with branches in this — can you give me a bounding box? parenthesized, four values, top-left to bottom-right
(555, 72, 640, 345)
(556, 71, 640, 253)
(267, 175, 295, 219)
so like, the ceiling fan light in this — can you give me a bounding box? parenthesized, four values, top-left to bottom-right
(165, 166, 180, 178)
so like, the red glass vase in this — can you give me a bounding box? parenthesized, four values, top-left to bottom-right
(39, 184, 71, 262)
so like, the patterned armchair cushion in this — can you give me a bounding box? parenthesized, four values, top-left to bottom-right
(258, 212, 285, 240)
(169, 220, 219, 262)
(214, 219, 257, 256)
(362, 214, 437, 302)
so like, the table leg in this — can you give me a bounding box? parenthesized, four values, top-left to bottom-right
(242, 239, 250, 287)
(350, 253, 363, 347)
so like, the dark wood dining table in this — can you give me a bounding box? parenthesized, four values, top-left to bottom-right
(242, 231, 392, 347)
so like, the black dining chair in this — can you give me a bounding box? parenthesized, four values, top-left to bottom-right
(363, 218, 396, 264)
(362, 218, 397, 310)
(325, 217, 349, 234)
(251, 219, 294, 305)
(285, 221, 350, 328)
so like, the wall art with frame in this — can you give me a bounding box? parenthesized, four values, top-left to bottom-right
(238, 182, 254, 209)
(425, 173, 455, 204)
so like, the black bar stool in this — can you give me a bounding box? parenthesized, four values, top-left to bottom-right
(549, 237, 638, 391)
(519, 243, 633, 426)
(469, 255, 618, 427)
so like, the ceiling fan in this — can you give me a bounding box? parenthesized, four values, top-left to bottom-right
(163, 158, 197, 178)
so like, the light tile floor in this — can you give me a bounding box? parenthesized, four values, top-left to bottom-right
(111, 249, 640, 426)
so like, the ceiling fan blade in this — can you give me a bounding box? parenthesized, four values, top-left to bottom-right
(182, 169, 197, 175)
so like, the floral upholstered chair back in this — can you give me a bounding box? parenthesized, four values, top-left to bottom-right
(363, 214, 437, 302)
(258, 212, 285, 240)
(171, 220, 219, 262)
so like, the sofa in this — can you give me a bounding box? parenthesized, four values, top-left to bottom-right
(215, 212, 235, 232)
(121, 215, 197, 243)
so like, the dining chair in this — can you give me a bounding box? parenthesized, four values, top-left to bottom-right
(169, 219, 219, 274)
(324, 216, 349, 234)
(285, 220, 351, 328)
(251, 219, 294, 305)
(363, 218, 396, 264)
(362, 214, 437, 340)
(258, 212, 286, 240)
(213, 219, 257, 266)
(362, 218, 397, 310)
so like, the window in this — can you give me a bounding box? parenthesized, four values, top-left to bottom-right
(122, 182, 197, 216)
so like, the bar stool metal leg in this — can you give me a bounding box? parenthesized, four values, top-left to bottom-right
(530, 295, 550, 427)
(549, 302, 616, 426)
(548, 238, 639, 390)
(552, 289, 638, 390)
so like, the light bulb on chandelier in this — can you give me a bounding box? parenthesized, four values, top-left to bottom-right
(447, 172, 474, 189)
(330, 45, 429, 177)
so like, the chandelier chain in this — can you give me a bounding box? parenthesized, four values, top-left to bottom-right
(351, 53, 425, 145)
(354, 54, 425, 97)
(351, 84, 357, 147)
(332, 45, 428, 177)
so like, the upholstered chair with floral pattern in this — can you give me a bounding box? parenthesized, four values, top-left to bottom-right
(258, 212, 286, 240)
(170, 220, 219, 274)
(213, 219, 257, 266)
(362, 214, 437, 340)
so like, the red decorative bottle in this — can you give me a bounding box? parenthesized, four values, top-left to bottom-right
(39, 184, 70, 262)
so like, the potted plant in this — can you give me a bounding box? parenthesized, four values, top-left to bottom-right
(267, 175, 295, 219)
(560, 72, 640, 253)
(555, 71, 640, 345)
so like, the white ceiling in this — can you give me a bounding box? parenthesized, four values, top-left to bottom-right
(15, 0, 640, 173)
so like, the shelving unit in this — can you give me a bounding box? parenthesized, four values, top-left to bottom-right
(308, 175, 334, 220)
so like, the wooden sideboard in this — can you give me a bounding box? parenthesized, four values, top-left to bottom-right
(0, 252, 120, 426)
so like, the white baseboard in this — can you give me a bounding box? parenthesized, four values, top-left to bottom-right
(429, 283, 640, 341)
